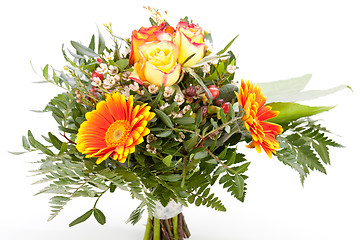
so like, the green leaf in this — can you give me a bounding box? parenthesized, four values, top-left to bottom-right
(156, 130, 172, 138)
(28, 130, 55, 156)
(69, 209, 93, 227)
(185, 67, 213, 104)
(154, 109, 174, 128)
(269, 102, 334, 125)
(22, 136, 30, 151)
(89, 34, 95, 51)
(217, 84, 238, 102)
(70, 41, 98, 58)
(158, 174, 182, 182)
(162, 155, 173, 167)
(234, 174, 244, 198)
(59, 142, 67, 155)
(258, 74, 351, 103)
(174, 117, 195, 125)
(48, 133, 62, 150)
(97, 27, 106, 54)
(184, 134, 198, 151)
(217, 34, 239, 55)
(43, 64, 49, 80)
(194, 150, 208, 160)
(115, 59, 129, 70)
(94, 208, 106, 225)
(259, 74, 312, 103)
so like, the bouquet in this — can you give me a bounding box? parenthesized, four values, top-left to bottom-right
(15, 7, 349, 239)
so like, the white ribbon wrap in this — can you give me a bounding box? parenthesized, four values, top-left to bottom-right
(153, 200, 183, 219)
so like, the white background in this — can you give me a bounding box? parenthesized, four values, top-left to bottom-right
(1, 0, 359, 239)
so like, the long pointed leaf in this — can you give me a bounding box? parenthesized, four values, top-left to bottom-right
(268, 102, 334, 125)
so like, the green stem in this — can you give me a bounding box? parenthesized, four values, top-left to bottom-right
(154, 218, 161, 240)
(143, 218, 153, 240)
(173, 216, 179, 240)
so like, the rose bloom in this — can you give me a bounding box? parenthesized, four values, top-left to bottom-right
(129, 40, 182, 87)
(174, 21, 206, 67)
(129, 22, 174, 65)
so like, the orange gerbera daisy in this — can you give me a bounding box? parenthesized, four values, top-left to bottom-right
(76, 92, 155, 164)
(235, 80, 283, 158)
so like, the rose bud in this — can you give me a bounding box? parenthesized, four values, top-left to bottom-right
(221, 102, 230, 114)
(185, 86, 196, 97)
(201, 106, 208, 117)
(206, 85, 219, 100)
(214, 99, 225, 106)
(92, 71, 104, 81)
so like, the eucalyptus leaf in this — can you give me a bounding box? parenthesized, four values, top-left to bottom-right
(70, 41, 98, 58)
(258, 74, 351, 103)
(269, 102, 334, 125)
(217, 84, 238, 102)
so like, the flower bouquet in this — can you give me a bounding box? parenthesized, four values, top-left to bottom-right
(15, 7, 349, 240)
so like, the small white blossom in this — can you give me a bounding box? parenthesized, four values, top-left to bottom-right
(146, 144, 157, 154)
(122, 71, 131, 81)
(181, 105, 192, 114)
(120, 85, 130, 99)
(148, 84, 159, 94)
(164, 86, 175, 98)
(114, 74, 121, 82)
(138, 89, 145, 96)
(146, 134, 157, 143)
(104, 51, 114, 61)
(227, 65, 236, 74)
(129, 82, 139, 92)
(109, 65, 119, 75)
(159, 102, 170, 110)
(103, 76, 116, 89)
(97, 63, 108, 74)
(175, 132, 186, 142)
(171, 111, 183, 118)
(193, 85, 204, 99)
(91, 77, 102, 87)
(202, 63, 210, 74)
(210, 58, 219, 65)
(174, 93, 185, 105)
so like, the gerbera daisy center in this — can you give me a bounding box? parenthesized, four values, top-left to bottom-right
(105, 120, 131, 147)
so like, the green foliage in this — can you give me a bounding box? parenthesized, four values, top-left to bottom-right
(277, 119, 342, 184)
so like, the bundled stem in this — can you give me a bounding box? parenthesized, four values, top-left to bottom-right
(143, 213, 190, 240)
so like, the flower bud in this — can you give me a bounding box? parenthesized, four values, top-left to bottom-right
(92, 71, 104, 81)
(221, 102, 230, 114)
(201, 106, 208, 117)
(214, 99, 225, 106)
(185, 86, 196, 97)
(206, 85, 219, 100)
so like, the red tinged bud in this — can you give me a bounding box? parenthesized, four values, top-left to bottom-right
(221, 102, 230, 114)
(214, 99, 225, 106)
(201, 106, 208, 117)
(91, 71, 104, 81)
(206, 85, 219, 100)
(185, 86, 196, 97)
(96, 58, 102, 63)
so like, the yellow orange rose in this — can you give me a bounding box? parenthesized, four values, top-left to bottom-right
(129, 40, 181, 87)
(129, 22, 175, 65)
(174, 21, 206, 67)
